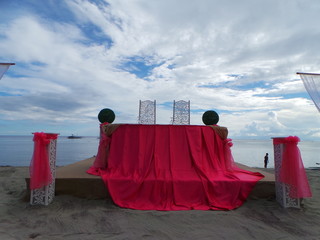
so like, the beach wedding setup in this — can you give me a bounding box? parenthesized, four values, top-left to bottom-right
(26, 99, 313, 211)
(0, 61, 308, 210)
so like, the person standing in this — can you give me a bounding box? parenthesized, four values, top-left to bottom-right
(264, 153, 269, 168)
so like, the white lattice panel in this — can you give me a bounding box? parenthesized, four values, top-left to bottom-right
(172, 100, 190, 125)
(138, 100, 156, 124)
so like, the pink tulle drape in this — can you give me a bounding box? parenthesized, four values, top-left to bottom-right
(273, 136, 312, 198)
(86, 122, 110, 175)
(29, 132, 58, 190)
(223, 138, 235, 171)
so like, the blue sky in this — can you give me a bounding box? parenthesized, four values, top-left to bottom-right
(1, 0, 320, 140)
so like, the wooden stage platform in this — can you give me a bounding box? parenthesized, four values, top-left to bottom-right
(26, 157, 275, 200)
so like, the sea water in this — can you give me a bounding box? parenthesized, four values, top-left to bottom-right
(0, 135, 319, 168)
(0, 135, 99, 167)
(231, 139, 320, 168)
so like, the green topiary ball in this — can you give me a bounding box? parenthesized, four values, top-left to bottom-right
(202, 110, 219, 125)
(98, 108, 115, 123)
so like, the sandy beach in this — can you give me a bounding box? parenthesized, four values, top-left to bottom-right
(0, 166, 319, 240)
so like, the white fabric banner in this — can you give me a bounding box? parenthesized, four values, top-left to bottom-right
(0, 64, 10, 80)
(299, 73, 320, 113)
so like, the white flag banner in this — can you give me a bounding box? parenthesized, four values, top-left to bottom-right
(0, 64, 10, 80)
(298, 72, 320, 113)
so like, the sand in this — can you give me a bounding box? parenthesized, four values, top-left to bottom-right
(0, 167, 319, 240)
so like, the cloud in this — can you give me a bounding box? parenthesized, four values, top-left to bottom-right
(0, 0, 320, 139)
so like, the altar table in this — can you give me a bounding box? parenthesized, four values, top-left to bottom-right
(87, 124, 264, 210)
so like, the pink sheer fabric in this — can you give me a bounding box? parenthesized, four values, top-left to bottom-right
(29, 132, 58, 190)
(86, 122, 110, 175)
(273, 136, 312, 198)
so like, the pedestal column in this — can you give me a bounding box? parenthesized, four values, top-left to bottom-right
(273, 137, 300, 208)
(30, 133, 59, 205)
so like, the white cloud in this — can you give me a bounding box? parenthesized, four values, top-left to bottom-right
(1, 0, 320, 139)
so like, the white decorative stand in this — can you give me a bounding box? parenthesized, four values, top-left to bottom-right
(30, 135, 58, 206)
(172, 100, 190, 125)
(138, 100, 156, 124)
(273, 138, 300, 208)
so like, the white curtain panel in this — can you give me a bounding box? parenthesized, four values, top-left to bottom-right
(299, 73, 320, 113)
(0, 64, 10, 80)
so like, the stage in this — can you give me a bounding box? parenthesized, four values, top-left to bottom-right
(26, 157, 275, 200)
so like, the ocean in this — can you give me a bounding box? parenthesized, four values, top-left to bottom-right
(0, 135, 319, 168)
(0, 135, 99, 167)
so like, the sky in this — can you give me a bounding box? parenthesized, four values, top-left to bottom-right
(1, 0, 320, 140)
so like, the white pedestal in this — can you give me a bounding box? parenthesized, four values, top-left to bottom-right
(273, 140, 300, 208)
(30, 137, 57, 206)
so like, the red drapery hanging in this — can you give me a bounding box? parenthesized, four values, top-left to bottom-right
(29, 132, 58, 190)
(88, 124, 264, 210)
(273, 136, 312, 198)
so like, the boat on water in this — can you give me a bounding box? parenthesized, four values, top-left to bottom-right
(67, 134, 82, 139)
(309, 167, 320, 170)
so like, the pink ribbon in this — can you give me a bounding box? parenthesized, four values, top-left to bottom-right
(29, 132, 58, 190)
(224, 138, 233, 147)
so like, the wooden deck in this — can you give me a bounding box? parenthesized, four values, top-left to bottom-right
(26, 157, 275, 199)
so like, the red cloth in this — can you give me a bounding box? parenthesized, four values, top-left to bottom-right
(273, 136, 312, 198)
(89, 124, 264, 210)
(29, 132, 58, 190)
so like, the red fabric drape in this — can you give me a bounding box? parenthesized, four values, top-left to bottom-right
(29, 132, 58, 190)
(86, 122, 111, 175)
(273, 136, 312, 198)
(89, 124, 264, 210)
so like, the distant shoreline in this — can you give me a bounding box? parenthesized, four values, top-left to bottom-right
(1, 135, 320, 141)
(1, 137, 319, 168)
